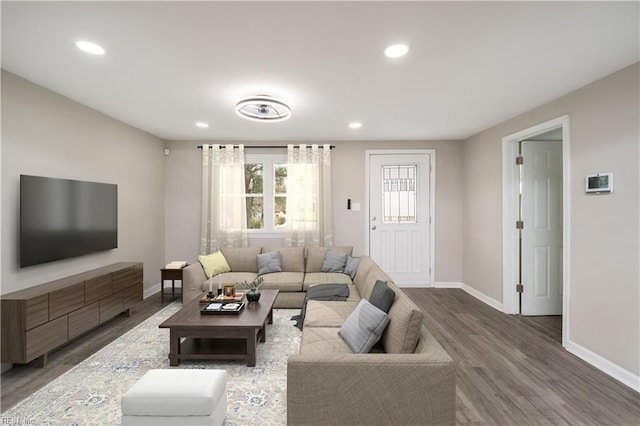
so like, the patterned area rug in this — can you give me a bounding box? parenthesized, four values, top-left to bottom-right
(2, 303, 301, 425)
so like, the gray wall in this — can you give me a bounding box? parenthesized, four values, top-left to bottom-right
(1, 70, 166, 295)
(164, 139, 464, 284)
(461, 63, 639, 376)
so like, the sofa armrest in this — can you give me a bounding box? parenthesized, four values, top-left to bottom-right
(182, 262, 206, 303)
(287, 352, 455, 426)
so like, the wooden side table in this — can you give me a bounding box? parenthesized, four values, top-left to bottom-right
(160, 267, 185, 303)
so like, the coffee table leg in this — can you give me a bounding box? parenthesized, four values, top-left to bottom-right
(247, 329, 257, 366)
(268, 307, 274, 324)
(260, 321, 267, 342)
(169, 329, 180, 366)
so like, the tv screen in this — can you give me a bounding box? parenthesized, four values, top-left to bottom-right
(20, 175, 118, 267)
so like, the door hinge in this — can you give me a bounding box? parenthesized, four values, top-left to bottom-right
(516, 220, 524, 229)
(516, 156, 524, 165)
(516, 283, 524, 293)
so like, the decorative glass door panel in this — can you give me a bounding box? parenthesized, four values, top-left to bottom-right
(382, 165, 417, 223)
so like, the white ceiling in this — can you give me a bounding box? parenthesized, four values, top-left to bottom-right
(2, 1, 638, 142)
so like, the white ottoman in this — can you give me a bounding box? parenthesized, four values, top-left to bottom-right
(121, 369, 227, 425)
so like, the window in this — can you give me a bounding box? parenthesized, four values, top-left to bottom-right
(382, 164, 417, 223)
(245, 154, 287, 232)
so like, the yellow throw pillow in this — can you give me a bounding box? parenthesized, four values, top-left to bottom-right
(198, 251, 231, 277)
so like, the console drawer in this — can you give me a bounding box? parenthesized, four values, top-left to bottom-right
(26, 316, 68, 362)
(85, 275, 112, 305)
(113, 267, 135, 293)
(100, 292, 123, 323)
(69, 302, 100, 340)
(49, 283, 84, 320)
(25, 294, 49, 330)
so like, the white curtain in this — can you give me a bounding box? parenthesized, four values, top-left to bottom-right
(200, 144, 247, 254)
(285, 144, 333, 247)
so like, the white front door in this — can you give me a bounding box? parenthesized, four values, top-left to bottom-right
(521, 140, 563, 315)
(368, 151, 433, 286)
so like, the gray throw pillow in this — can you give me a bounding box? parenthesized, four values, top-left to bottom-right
(343, 256, 360, 279)
(338, 299, 390, 353)
(257, 251, 282, 275)
(322, 249, 348, 273)
(369, 280, 395, 313)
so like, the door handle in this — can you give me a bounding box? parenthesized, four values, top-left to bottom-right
(371, 225, 377, 230)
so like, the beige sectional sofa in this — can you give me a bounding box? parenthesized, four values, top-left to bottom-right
(181, 246, 355, 307)
(287, 255, 456, 425)
(182, 246, 456, 425)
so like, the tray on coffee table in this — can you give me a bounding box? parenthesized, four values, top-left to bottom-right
(201, 301, 245, 315)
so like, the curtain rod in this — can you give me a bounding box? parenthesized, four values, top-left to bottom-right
(197, 145, 335, 150)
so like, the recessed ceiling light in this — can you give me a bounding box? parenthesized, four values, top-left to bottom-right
(195, 122, 209, 128)
(236, 95, 291, 122)
(76, 41, 105, 55)
(349, 122, 362, 129)
(384, 43, 409, 58)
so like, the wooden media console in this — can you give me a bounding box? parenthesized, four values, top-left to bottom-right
(1, 262, 143, 367)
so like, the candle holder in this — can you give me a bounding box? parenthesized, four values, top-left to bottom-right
(223, 284, 236, 297)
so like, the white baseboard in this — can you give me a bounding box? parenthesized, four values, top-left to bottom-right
(144, 283, 161, 299)
(434, 281, 464, 289)
(433, 281, 504, 312)
(566, 340, 640, 393)
(145, 282, 183, 300)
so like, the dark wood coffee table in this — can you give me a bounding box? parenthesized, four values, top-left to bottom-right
(159, 289, 279, 367)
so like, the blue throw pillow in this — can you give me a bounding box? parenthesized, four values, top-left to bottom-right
(343, 256, 361, 279)
(321, 249, 348, 273)
(257, 251, 282, 275)
(338, 299, 390, 353)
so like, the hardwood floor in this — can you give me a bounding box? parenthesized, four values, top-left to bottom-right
(403, 288, 640, 426)
(1, 292, 169, 412)
(2, 288, 639, 425)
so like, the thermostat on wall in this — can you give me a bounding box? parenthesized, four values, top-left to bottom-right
(585, 172, 613, 194)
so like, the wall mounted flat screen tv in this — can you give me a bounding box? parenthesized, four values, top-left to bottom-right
(20, 175, 118, 268)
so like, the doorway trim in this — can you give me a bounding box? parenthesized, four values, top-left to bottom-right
(501, 115, 571, 348)
(365, 149, 436, 287)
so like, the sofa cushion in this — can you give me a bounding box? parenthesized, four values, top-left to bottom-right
(257, 251, 282, 275)
(299, 326, 353, 354)
(304, 300, 360, 328)
(263, 247, 305, 272)
(382, 292, 424, 354)
(303, 272, 353, 291)
(198, 251, 231, 278)
(219, 272, 258, 287)
(305, 246, 353, 273)
(260, 272, 304, 292)
(352, 256, 376, 296)
(359, 263, 394, 300)
(220, 247, 261, 273)
(338, 299, 390, 353)
(322, 249, 348, 272)
(343, 256, 361, 279)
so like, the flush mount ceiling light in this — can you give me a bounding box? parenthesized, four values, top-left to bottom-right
(76, 40, 105, 55)
(349, 122, 362, 129)
(195, 122, 209, 128)
(235, 95, 291, 122)
(384, 43, 409, 58)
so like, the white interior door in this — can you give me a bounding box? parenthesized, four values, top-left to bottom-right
(521, 140, 563, 315)
(368, 152, 432, 286)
